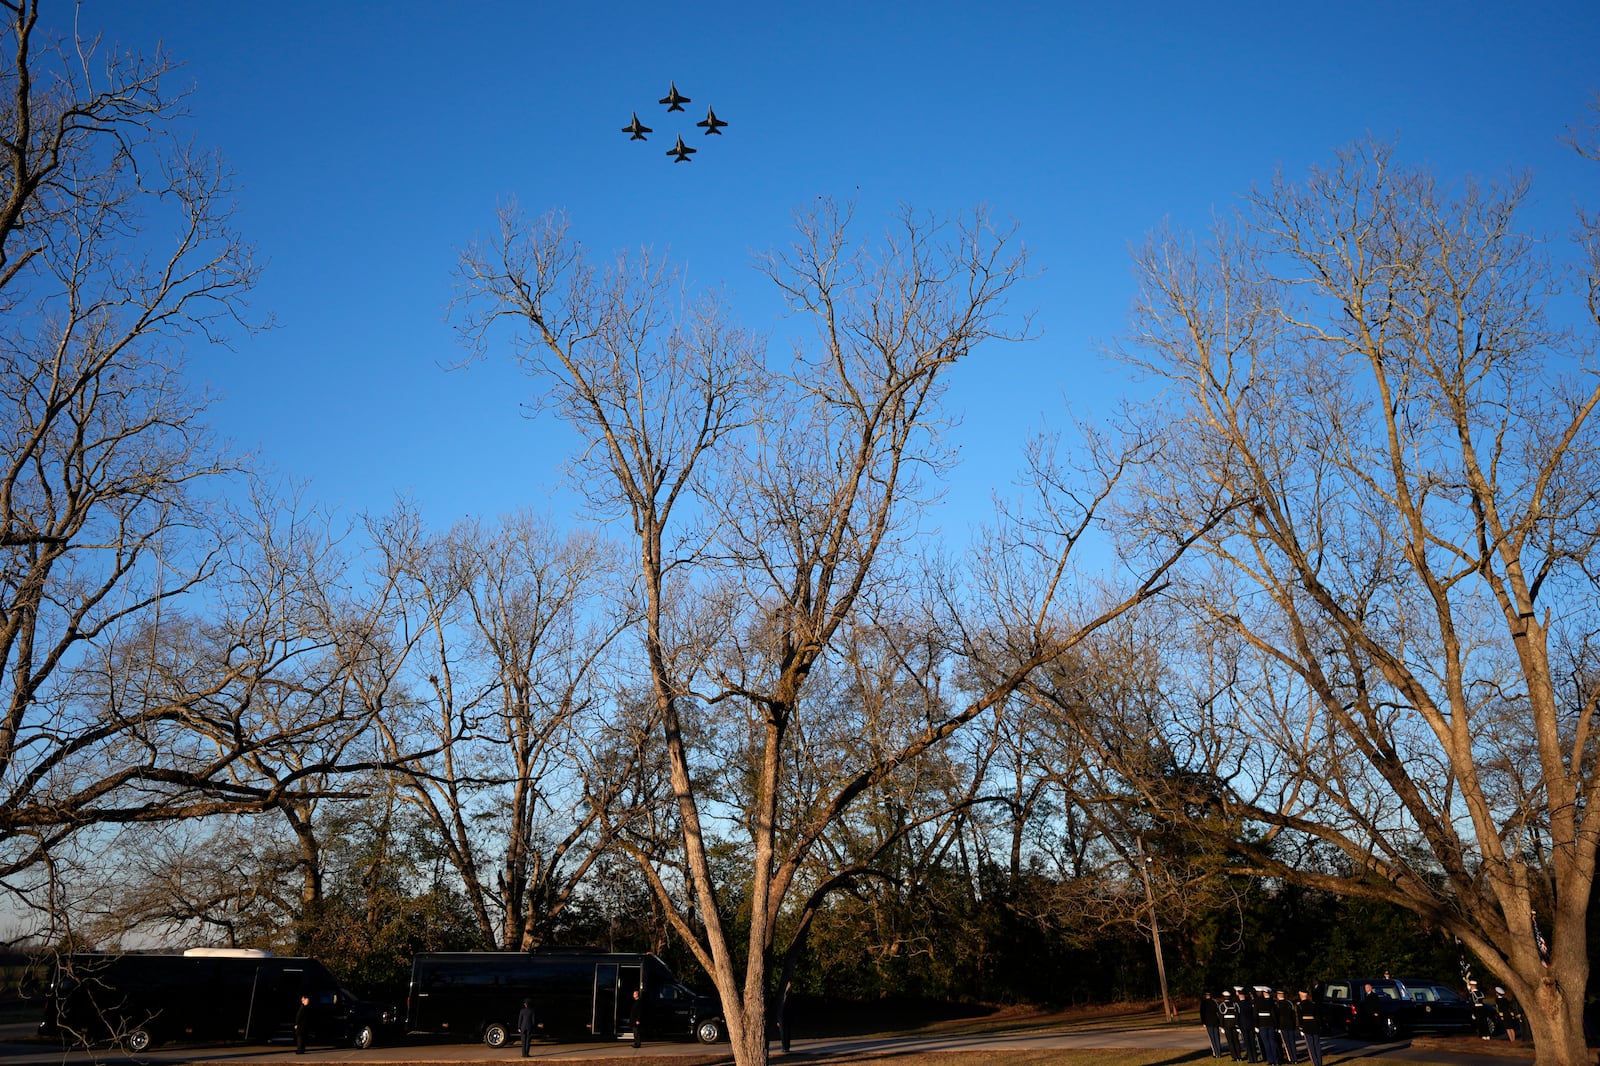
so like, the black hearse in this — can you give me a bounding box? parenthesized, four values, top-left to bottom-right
(407, 949, 724, 1046)
(1321, 976, 1476, 1038)
(38, 948, 395, 1051)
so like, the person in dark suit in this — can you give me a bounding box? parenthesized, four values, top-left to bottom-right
(294, 994, 311, 1055)
(630, 988, 644, 1048)
(518, 999, 536, 1057)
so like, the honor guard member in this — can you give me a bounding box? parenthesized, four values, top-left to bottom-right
(1202, 992, 1225, 1058)
(1253, 989, 1281, 1066)
(1220, 990, 1244, 1061)
(1273, 989, 1298, 1064)
(1467, 980, 1492, 1039)
(1295, 991, 1325, 1066)
(1494, 988, 1521, 1042)
(1238, 989, 1260, 1063)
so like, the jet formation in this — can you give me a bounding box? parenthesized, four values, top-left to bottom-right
(621, 82, 729, 163)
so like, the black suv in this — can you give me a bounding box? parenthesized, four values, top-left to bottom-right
(297, 987, 399, 1049)
(1320, 977, 1476, 1039)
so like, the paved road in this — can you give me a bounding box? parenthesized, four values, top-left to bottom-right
(0, 1021, 1536, 1066)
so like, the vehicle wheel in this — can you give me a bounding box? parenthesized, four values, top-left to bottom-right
(483, 1022, 510, 1048)
(696, 1019, 723, 1044)
(126, 1029, 154, 1053)
(353, 1025, 375, 1050)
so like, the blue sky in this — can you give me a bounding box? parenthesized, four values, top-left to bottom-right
(86, 1, 1600, 539)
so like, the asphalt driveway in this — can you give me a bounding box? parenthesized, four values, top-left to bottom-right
(0, 1019, 1537, 1066)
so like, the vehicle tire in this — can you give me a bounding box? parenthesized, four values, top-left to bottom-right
(696, 1019, 723, 1044)
(126, 1029, 154, 1053)
(353, 1025, 375, 1050)
(483, 1022, 510, 1048)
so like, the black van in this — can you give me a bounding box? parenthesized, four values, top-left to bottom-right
(37, 948, 395, 1051)
(406, 949, 724, 1046)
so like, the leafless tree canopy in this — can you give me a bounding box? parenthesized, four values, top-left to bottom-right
(369, 509, 631, 950)
(452, 197, 1210, 1066)
(1086, 138, 1600, 1066)
(14, 11, 1600, 1066)
(0, 0, 271, 880)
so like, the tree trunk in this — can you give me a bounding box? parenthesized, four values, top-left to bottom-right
(1522, 924, 1591, 1066)
(729, 989, 768, 1066)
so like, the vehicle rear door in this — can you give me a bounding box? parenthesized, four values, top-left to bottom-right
(593, 964, 618, 1039)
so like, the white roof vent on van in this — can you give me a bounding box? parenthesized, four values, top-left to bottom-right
(182, 948, 274, 957)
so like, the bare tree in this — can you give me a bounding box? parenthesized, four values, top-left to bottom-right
(198, 489, 434, 921)
(0, 0, 270, 880)
(372, 510, 627, 949)
(1006, 620, 1258, 974)
(2, 481, 439, 951)
(455, 199, 1205, 1066)
(455, 202, 758, 1015)
(56, 816, 303, 949)
(1102, 138, 1600, 1066)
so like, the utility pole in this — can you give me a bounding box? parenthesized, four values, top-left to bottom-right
(1137, 835, 1178, 1021)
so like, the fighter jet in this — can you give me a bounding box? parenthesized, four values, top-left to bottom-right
(666, 135, 697, 163)
(621, 112, 652, 140)
(659, 81, 690, 111)
(696, 106, 728, 135)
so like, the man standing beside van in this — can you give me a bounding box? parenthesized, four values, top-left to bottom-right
(518, 999, 535, 1057)
(295, 995, 311, 1054)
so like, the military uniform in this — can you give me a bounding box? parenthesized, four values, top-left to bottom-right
(1202, 993, 1225, 1058)
(1238, 991, 1260, 1063)
(1295, 993, 1324, 1066)
(1253, 991, 1281, 1066)
(1273, 991, 1298, 1063)
(1220, 992, 1244, 1061)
